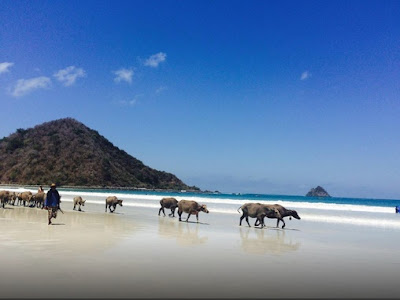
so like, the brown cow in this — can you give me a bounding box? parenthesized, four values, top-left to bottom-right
(5, 191, 18, 206)
(177, 200, 209, 223)
(254, 204, 301, 229)
(17, 191, 33, 207)
(237, 203, 281, 228)
(105, 196, 123, 213)
(73, 196, 86, 211)
(32, 192, 46, 208)
(159, 197, 179, 217)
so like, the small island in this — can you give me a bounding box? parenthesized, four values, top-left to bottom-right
(306, 186, 331, 197)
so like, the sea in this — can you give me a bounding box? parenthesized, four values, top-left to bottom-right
(4, 186, 400, 230)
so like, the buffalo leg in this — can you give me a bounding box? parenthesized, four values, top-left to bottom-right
(240, 213, 248, 226)
(196, 212, 199, 223)
(281, 218, 286, 229)
(186, 213, 191, 222)
(246, 216, 251, 227)
(178, 210, 182, 221)
(158, 206, 165, 216)
(169, 207, 175, 217)
(255, 218, 263, 228)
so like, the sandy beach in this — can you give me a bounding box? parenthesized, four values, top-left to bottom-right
(1, 201, 400, 299)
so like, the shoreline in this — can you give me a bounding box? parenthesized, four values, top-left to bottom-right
(3, 184, 399, 202)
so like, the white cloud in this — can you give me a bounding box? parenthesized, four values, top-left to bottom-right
(128, 99, 138, 106)
(113, 68, 134, 84)
(0, 62, 14, 74)
(300, 71, 311, 80)
(119, 94, 143, 106)
(54, 66, 86, 86)
(155, 86, 167, 94)
(144, 52, 167, 68)
(11, 76, 51, 97)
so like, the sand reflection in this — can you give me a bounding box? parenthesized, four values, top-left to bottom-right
(0, 206, 138, 254)
(158, 217, 208, 246)
(239, 227, 301, 255)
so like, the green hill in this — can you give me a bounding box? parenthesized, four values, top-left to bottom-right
(0, 118, 198, 191)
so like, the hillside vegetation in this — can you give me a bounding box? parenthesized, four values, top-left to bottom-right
(0, 118, 198, 191)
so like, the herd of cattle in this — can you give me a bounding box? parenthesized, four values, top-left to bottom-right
(158, 197, 301, 228)
(0, 190, 123, 213)
(0, 190, 301, 228)
(0, 190, 46, 208)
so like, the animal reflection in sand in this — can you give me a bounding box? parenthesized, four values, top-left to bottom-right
(158, 217, 208, 246)
(0, 206, 137, 254)
(239, 227, 301, 255)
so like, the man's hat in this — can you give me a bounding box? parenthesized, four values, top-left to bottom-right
(51, 183, 56, 187)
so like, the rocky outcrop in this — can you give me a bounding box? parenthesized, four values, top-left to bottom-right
(306, 186, 331, 197)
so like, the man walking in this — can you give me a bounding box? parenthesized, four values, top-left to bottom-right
(45, 183, 61, 225)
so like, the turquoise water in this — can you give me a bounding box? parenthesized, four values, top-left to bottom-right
(57, 187, 400, 209)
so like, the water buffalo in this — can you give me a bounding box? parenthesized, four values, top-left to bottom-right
(237, 203, 281, 228)
(254, 204, 301, 229)
(73, 196, 86, 211)
(17, 191, 33, 207)
(177, 200, 209, 223)
(105, 196, 123, 213)
(159, 197, 179, 217)
(6, 191, 18, 206)
(0, 190, 10, 208)
(32, 192, 46, 208)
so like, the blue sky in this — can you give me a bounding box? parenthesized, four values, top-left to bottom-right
(1, 0, 399, 199)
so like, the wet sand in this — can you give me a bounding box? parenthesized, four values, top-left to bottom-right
(1, 202, 399, 298)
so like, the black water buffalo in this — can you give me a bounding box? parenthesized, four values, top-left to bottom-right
(178, 200, 209, 223)
(105, 196, 123, 213)
(159, 197, 179, 217)
(254, 204, 301, 229)
(237, 203, 281, 228)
